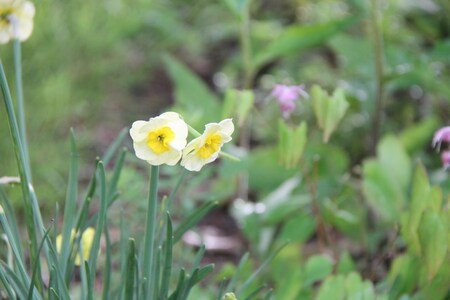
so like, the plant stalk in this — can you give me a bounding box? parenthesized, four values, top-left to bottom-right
(13, 40, 31, 176)
(370, 0, 385, 153)
(143, 165, 159, 297)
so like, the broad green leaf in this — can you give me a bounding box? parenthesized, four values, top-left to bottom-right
(363, 160, 404, 223)
(399, 117, 439, 154)
(278, 213, 316, 243)
(254, 17, 358, 69)
(278, 120, 307, 168)
(418, 209, 448, 280)
(345, 272, 375, 300)
(304, 255, 334, 286)
(311, 85, 349, 142)
(163, 55, 221, 128)
(377, 135, 411, 192)
(316, 275, 345, 300)
(363, 136, 411, 223)
(387, 254, 418, 298)
(336, 252, 356, 275)
(323, 88, 349, 142)
(402, 163, 430, 254)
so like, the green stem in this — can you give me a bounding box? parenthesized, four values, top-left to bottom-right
(143, 165, 159, 297)
(239, 3, 253, 89)
(370, 0, 385, 153)
(0, 61, 44, 294)
(13, 40, 31, 177)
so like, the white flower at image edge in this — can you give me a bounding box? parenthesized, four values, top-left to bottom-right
(0, 0, 35, 44)
(181, 119, 234, 172)
(130, 112, 188, 166)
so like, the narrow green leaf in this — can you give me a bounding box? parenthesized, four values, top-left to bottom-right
(0, 264, 28, 300)
(107, 149, 127, 204)
(27, 227, 52, 300)
(159, 214, 173, 300)
(60, 130, 79, 277)
(237, 242, 288, 296)
(192, 245, 206, 271)
(226, 252, 249, 292)
(102, 127, 128, 166)
(243, 284, 266, 300)
(254, 17, 358, 69)
(0, 187, 24, 260)
(124, 238, 136, 300)
(173, 201, 218, 243)
(102, 225, 112, 300)
(0, 266, 16, 299)
(49, 289, 60, 300)
(88, 162, 108, 293)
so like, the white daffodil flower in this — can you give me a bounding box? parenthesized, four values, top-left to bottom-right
(130, 112, 188, 166)
(0, 0, 35, 44)
(181, 119, 234, 171)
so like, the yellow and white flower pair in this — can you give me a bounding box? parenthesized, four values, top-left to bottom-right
(0, 0, 35, 44)
(130, 112, 234, 171)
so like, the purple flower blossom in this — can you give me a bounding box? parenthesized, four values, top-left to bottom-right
(271, 84, 308, 118)
(441, 151, 450, 169)
(432, 126, 450, 149)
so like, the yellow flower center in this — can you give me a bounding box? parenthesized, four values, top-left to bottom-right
(197, 133, 222, 159)
(147, 126, 175, 154)
(0, 8, 14, 24)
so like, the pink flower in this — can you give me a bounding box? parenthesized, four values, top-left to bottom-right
(432, 126, 450, 149)
(441, 151, 450, 169)
(271, 84, 308, 118)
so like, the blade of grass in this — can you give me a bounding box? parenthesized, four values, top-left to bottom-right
(0, 60, 41, 291)
(159, 213, 173, 300)
(143, 165, 159, 298)
(74, 159, 99, 233)
(102, 224, 112, 300)
(226, 252, 249, 292)
(168, 268, 186, 300)
(0, 186, 24, 262)
(173, 201, 218, 243)
(106, 148, 127, 203)
(124, 238, 136, 300)
(152, 248, 162, 300)
(0, 208, 30, 285)
(102, 127, 128, 166)
(48, 268, 56, 300)
(217, 278, 227, 300)
(27, 226, 52, 300)
(1, 263, 28, 300)
(88, 162, 108, 293)
(243, 284, 266, 300)
(0, 266, 16, 299)
(262, 289, 273, 300)
(60, 130, 79, 278)
(118, 210, 128, 298)
(236, 242, 288, 296)
(191, 244, 206, 272)
(188, 264, 214, 287)
(49, 288, 60, 300)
